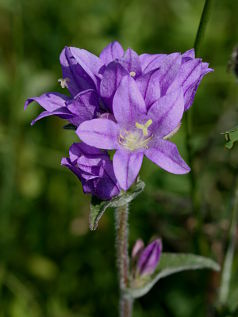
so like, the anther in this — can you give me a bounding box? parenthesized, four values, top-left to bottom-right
(130, 71, 136, 77)
(58, 77, 70, 88)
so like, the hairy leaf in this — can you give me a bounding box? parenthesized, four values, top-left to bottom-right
(126, 253, 220, 298)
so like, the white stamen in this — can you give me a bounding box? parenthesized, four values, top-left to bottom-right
(130, 71, 136, 77)
(58, 77, 70, 88)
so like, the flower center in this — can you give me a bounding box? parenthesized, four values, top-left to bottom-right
(119, 119, 153, 151)
(130, 71, 136, 77)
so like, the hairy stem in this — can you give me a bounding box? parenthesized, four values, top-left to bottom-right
(219, 177, 238, 305)
(115, 204, 133, 317)
(185, 0, 213, 218)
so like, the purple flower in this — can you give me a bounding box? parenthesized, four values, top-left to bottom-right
(61, 143, 120, 200)
(25, 42, 211, 126)
(133, 239, 162, 277)
(77, 74, 191, 190)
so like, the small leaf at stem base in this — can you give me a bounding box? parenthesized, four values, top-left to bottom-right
(89, 178, 145, 230)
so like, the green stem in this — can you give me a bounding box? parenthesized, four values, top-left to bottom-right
(115, 204, 133, 317)
(194, 0, 213, 55)
(185, 0, 213, 217)
(219, 178, 238, 305)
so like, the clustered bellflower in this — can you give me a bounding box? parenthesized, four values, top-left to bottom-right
(25, 41, 212, 199)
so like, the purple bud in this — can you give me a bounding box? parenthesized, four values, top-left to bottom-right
(132, 239, 144, 259)
(137, 239, 162, 276)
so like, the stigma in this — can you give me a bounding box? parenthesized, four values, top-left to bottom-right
(135, 119, 152, 136)
(58, 77, 70, 88)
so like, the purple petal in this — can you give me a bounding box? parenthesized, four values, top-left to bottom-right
(69, 143, 108, 172)
(168, 58, 213, 110)
(137, 239, 162, 276)
(31, 107, 74, 125)
(76, 118, 119, 150)
(61, 157, 82, 179)
(69, 142, 107, 162)
(100, 61, 128, 111)
(99, 159, 121, 198)
(182, 62, 213, 111)
(99, 41, 124, 65)
(183, 81, 201, 111)
(94, 177, 120, 200)
(168, 58, 202, 92)
(99, 112, 116, 121)
(136, 68, 161, 110)
(72, 47, 103, 74)
(157, 53, 182, 95)
(66, 89, 100, 126)
(119, 48, 142, 77)
(24, 92, 69, 111)
(60, 47, 103, 95)
(182, 48, 195, 62)
(139, 53, 166, 73)
(145, 139, 190, 174)
(113, 150, 143, 190)
(148, 88, 184, 137)
(132, 239, 144, 259)
(113, 76, 146, 126)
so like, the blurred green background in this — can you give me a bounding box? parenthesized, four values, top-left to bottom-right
(0, 0, 238, 316)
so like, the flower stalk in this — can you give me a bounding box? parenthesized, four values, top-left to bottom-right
(185, 0, 213, 218)
(115, 204, 133, 317)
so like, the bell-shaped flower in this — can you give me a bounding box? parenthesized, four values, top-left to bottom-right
(77, 75, 191, 190)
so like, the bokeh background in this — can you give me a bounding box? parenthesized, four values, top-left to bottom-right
(0, 0, 238, 316)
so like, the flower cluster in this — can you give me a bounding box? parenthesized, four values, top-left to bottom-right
(25, 41, 212, 199)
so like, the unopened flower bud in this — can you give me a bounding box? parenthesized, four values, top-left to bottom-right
(137, 239, 162, 277)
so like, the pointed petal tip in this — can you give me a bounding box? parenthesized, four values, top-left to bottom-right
(181, 164, 191, 174)
(61, 157, 67, 166)
(24, 99, 31, 110)
(113, 150, 144, 191)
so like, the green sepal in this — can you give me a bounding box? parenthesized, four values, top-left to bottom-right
(89, 178, 145, 230)
(126, 253, 220, 299)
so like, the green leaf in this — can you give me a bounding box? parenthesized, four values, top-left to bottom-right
(126, 253, 220, 298)
(89, 178, 145, 230)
